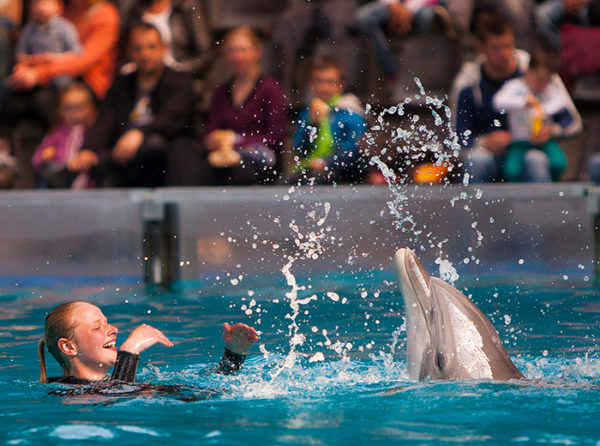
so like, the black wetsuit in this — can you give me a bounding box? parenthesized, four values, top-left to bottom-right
(46, 348, 247, 400)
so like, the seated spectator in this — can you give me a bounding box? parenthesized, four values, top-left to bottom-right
(0, 0, 119, 187)
(32, 81, 96, 188)
(282, 56, 367, 184)
(492, 45, 582, 182)
(121, 0, 212, 78)
(2, 0, 119, 102)
(204, 26, 287, 185)
(0, 0, 22, 84)
(355, 0, 454, 93)
(14, 0, 81, 88)
(68, 22, 196, 187)
(0, 0, 22, 187)
(449, 11, 573, 183)
(534, 0, 593, 50)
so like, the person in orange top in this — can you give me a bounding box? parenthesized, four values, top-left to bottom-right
(8, 0, 119, 100)
(0, 0, 119, 187)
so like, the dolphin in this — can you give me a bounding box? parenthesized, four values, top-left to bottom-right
(394, 248, 524, 381)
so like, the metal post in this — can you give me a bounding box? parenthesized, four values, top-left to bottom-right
(142, 199, 180, 288)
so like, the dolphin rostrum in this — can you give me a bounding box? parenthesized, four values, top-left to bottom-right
(394, 248, 524, 381)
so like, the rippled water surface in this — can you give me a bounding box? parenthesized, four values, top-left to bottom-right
(1, 271, 600, 445)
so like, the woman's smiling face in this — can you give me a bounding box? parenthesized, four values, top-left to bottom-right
(69, 303, 119, 372)
(224, 33, 261, 76)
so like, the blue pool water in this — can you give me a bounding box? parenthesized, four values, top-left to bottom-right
(1, 270, 600, 445)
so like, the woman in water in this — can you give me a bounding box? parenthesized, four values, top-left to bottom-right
(38, 301, 258, 384)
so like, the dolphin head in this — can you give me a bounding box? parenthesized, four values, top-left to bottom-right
(394, 248, 523, 381)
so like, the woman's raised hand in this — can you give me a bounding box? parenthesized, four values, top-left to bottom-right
(222, 322, 258, 354)
(120, 324, 174, 355)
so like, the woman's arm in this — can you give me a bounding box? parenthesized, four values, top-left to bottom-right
(110, 350, 140, 382)
(112, 324, 174, 382)
(215, 322, 258, 375)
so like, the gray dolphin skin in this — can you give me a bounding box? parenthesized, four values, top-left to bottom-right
(394, 248, 524, 381)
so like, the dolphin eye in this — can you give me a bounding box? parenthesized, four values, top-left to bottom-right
(436, 352, 445, 371)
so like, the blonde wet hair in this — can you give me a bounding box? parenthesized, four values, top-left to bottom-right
(38, 301, 83, 383)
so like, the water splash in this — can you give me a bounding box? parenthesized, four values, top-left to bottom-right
(435, 256, 459, 285)
(364, 78, 485, 268)
(227, 79, 501, 388)
(270, 200, 333, 379)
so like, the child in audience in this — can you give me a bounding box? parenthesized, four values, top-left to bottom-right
(287, 56, 367, 184)
(14, 0, 81, 87)
(493, 45, 581, 182)
(32, 82, 96, 188)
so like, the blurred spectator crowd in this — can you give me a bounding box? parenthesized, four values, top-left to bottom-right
(0, 0, 598, 189)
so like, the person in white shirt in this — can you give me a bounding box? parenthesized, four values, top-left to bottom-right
(492, 44, 582, 181)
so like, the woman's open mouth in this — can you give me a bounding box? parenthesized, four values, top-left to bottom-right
(103, 341, 116, 350)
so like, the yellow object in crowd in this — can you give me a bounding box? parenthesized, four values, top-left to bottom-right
(413, 162, 450, 184)
(530, 103, 544, 138)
